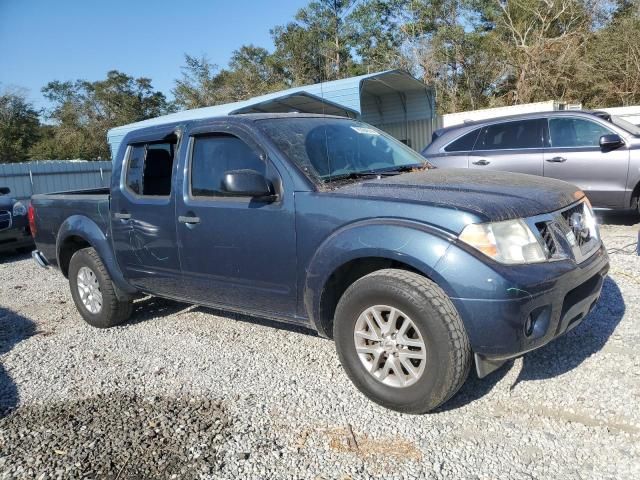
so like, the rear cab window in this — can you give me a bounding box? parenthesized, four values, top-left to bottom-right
(124, 140, 176, 197)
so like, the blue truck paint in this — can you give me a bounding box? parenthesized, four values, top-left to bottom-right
(30, 113, 609, 374)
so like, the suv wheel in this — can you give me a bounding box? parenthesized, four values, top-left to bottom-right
(333, 269, 471, 414)
(68, 247, 133, 328)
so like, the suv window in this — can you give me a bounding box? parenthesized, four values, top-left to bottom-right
(476, 119, 544, 150)
(125, 142, 175, 196)
(191, 134, 265, 197)
(444, 129, 480, 152)
(549, 117, 615, 147)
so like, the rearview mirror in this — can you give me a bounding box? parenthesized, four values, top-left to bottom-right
(0, 187, 10, 195)
(222, 169, 274, 199)
(599, 134, 624, 151)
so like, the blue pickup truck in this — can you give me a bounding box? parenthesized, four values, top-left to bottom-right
(30, 113, 609, 413)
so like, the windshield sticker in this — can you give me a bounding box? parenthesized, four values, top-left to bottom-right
(351, 126, 380, 136)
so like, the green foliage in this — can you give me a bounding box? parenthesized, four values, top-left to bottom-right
(2, 0, 640, 163)
(30, 71, 173, 160)
(0, 90, 41, 163)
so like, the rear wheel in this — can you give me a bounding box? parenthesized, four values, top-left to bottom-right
(333, 269, 471, 414)
(68, 247, 132, 328)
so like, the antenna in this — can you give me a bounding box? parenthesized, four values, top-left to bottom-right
(319, 42, 331, 183)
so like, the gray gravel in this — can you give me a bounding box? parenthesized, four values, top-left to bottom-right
(1, 213, 639, 479)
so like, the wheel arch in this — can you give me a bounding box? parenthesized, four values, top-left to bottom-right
(56, 215, 137, 297)
(303, 220, 456, 338)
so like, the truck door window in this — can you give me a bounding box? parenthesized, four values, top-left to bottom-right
(125, 142, 175, 196)
(190, 135, 265, 197)
(549, 118, 614, 148)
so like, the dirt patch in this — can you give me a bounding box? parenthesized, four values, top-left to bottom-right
(0, 393, 230, 479)
(322, 425, 422, 461)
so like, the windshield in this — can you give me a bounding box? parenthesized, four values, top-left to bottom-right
(610, 115, 640, 136)
(257, 117, 427, 183)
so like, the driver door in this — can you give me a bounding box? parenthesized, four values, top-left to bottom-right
(175, 124, 298, 316)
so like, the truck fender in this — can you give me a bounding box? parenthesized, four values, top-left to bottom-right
(56, 215, 137, 298)
(303, 219, 456, 335)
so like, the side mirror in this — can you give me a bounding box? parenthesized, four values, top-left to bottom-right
(222, 169, 274, 199)
(600, 134, 624, 151)
(0, 187, 10, 195)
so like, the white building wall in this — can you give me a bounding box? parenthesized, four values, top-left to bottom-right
(600, 106, 640, 125)
(441, 101, 560, 128)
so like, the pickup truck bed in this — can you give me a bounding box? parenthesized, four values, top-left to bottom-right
(31, 188, 111, 276)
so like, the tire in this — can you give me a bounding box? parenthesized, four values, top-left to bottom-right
(68, 247, 133, 328)
(333, 269, 471, 414)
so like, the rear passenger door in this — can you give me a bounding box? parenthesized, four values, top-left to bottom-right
(469, 118, 545, 176)
(111, 136, 182, 295)
(543, 116, 630, 208)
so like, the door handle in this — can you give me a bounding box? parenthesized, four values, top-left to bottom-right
(472, 159, 491, 166)
(546, 156, 567, 163)
(114, 212, 131, 220)
(178, 215, 201, 225)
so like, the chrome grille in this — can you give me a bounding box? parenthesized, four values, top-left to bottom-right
(0, 210, 11, 231)
(527, 200, 600, 264)
(536, 222, 557, 256)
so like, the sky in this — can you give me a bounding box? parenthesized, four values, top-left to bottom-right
(0, 0, 308, 110)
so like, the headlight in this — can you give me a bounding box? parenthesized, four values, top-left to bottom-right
(459, 219, 547, 264)
(12, 201, 27, 216)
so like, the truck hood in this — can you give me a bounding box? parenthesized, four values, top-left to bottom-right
(332, 169, 583, 222)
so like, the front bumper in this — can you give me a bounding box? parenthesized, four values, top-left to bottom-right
(448, 244, 609, 377)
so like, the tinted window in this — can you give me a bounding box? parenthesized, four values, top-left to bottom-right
(549, 117, 615, 147)
(125, 142, 175, 196)
(476, 119, 544, 150)
(191, 135, 265, 197)
(444, 129, 480, 152)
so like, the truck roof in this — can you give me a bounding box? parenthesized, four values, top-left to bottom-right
(109, 112, 351, 160)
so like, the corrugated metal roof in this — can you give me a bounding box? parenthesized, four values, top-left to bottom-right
(107, 70, 431, 157)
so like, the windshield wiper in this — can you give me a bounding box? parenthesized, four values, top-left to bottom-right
(325, 171, 400, 182)
(381, 163, 430, 174)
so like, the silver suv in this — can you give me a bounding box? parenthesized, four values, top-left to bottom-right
(421, 111, 640, 212)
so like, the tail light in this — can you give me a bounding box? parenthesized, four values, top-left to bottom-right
(28, 204, 36, 237)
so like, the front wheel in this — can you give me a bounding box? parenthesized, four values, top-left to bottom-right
(333, 269, 471, 414)
(68, 247, 132, 328)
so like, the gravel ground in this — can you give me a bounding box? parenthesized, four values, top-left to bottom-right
(1, 213, 639, 479)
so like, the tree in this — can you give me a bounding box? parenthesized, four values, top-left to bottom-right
(401, 1, 506, 113)
(173, 49, 288, 110)
(0, 89, 41, 163)
(271, 0, 362, 85)
(224, 45, 288, 100)
(487, 0, 595, 104)
(31, 71, 172, 160)
(580, 12, 640, 106)
(173, 55, 228, 109)
(349, 0, 407, 71)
